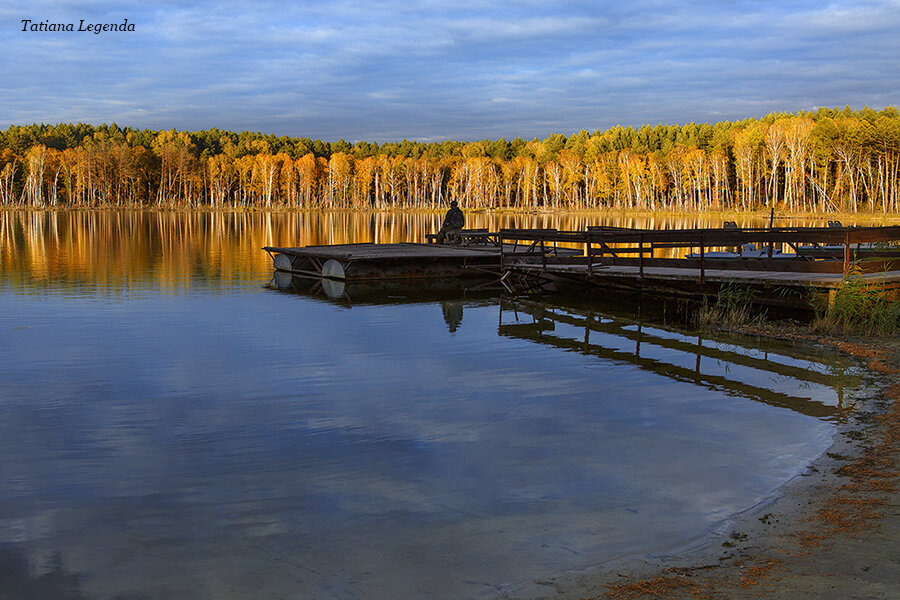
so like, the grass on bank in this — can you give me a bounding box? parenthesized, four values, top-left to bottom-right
(812, 264, 900, 337)
(693, 281, 766, 330)
(694, 267, 900, 338)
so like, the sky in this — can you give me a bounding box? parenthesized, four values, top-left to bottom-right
(1, 0, 898, 143)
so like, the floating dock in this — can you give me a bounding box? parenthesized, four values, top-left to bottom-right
(263, 242, 503, 280)
(263, 237, 580, 281)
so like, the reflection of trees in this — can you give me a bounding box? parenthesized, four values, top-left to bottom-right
(441, 301, 464, 333)
(0, 210, 890, 290)
(0, 546, 87, 600)
(499, 299, 857, 419)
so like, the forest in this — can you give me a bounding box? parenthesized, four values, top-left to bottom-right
(1, 106, 898, 214)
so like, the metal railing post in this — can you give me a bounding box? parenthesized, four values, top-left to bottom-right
(639, 234, 644, 278)
(699, 236, 706, 284)
(843, 232, 850, 276)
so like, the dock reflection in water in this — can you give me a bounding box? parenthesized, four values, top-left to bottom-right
(0, 262, 862, 600)
(273, 274, 858, 424)
(498, 299, 856, 420)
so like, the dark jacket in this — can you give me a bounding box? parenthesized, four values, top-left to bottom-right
(442, 206, 465, 229)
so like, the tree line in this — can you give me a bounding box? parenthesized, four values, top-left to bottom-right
(1, 106, 899, 214)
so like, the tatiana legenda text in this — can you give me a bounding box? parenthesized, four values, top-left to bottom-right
(21, 19, 135, 34)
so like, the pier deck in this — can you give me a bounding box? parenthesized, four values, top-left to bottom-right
(264, 225, 900, 308)
(508, 261, 900, 296)
(513, 262, 900, 287)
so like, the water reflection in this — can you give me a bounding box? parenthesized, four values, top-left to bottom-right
(0, 211, 869, 600)
(0, 283, 861, 600)
(441, 301, 465, 333)
(274, 275, 859, 421)
(498, 299, 858, 420)
(0, 546, 86, 600)
(1, 209, 893, 289)
(270, 271, 504, 306)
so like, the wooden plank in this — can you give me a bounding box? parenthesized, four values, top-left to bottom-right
(265, 243, 500, 260)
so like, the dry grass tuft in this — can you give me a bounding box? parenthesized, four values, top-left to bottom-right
(600, 574, 711, 600)
(831, 341, 886, 360)
(783, 530, 829, 551)
(737, 557, 784, 589)
(885, 382, 900, 401)
(836, 457, 897, 479)
(839, 478, 896, 493)
(822, 398, 898, 532)
(867, 359, 900, 374)
(816, 503, 884, 532)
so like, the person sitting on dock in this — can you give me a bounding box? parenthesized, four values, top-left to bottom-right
(436, 200, 465, 244)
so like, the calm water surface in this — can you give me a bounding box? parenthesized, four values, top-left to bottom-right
(0, 211, 865, 600)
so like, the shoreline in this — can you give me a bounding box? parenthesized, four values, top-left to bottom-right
(0, 202, 900, 222)
(496, 333, 900, 600)
(1, 204, 900, 222)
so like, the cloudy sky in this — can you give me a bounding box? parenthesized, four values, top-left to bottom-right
(2, 0, 898, 142)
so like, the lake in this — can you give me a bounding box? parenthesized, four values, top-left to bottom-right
(0, 210, 864, 600)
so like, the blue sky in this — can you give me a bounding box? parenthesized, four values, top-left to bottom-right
(2, 0, 898, 142)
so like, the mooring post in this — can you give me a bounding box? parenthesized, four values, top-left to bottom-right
(699, 236, 706, 285)
(586, 239, 592, 272)
(843, 231, 850, 276)
(541, 236, 547, 268)
(639, 234, 644, 278)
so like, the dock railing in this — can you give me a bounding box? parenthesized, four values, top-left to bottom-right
(494, 225, 900, 277)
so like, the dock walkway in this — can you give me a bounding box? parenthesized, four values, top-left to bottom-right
(511, 261, 900, 291)
(264, 225, 900, 308)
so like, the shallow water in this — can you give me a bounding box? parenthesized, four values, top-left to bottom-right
(0, 210, 864, 599)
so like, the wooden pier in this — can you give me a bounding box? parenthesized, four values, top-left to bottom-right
(264, 224, 900, 308)
(494, 225, 900, 307)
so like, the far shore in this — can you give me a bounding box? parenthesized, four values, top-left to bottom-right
(2, 204, 899, 223)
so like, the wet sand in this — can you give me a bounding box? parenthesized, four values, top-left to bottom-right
(495, 335, 900, 600)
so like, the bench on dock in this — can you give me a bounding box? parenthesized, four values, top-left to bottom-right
(425, 229, 499, 246)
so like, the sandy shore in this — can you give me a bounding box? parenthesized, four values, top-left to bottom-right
(496, 335, 900, 600)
